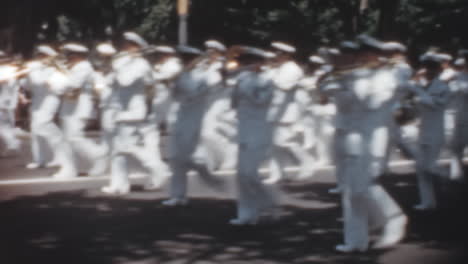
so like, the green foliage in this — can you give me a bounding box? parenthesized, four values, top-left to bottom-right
(2, 0, 468, 55)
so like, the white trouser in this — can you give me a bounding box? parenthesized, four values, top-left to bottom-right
(301, 112, 316, 150)
(60, 115, 108, 175)
(236, 142, 276, 221)
(0, 109, 21, 154)
(449, 122, 468, 180)
(107, 123, 170, 190)
(95, 107, 119, 175)
(107, 125, 139, 189)
(109, 154, 130, 189)
(314, 115, 335, 165)
(390, 123, 418, 161)
(167, 103, 221, 199)
(30, 117, 55, 165)
(416, 141, 444, 208)
(34, 121, 77, 177)
(168, 131, 221, 199)
(132, 124, 171, 187)
(169, 155, 220, 200)
(341, 127, 404, 249)
(332, 128, 347, 190)
(269, 124, 317, 181)
(444, 110, 455, 145)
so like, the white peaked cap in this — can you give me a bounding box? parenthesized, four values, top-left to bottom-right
(381, 41, 407, 52)
(154, 45, 176, 54)
(419, 52, 431, 62)
(96, 43, 117, 55)
(123, 32, 149, 48)
(327, 48, 341, 55)
(437, 53, 453, 62)
(271, 42, 296, 53)
(340, 41, 360, 50)
(204, 40, 226, 52)
(454, 58, 466, 66)
(176, 45, 204, 55)
(242, 46, 277, 59)
(62, 43, 89, 53)
(309, 55, 326, 64)
(318, 47, 340, 56)
(37, 45, 58, 57)
(263, 51, 277, 58)
(419, 52, 450, 63)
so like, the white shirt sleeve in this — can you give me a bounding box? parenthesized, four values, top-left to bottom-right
(153, 58, 183, 81)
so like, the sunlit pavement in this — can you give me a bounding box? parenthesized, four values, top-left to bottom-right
(0, 141, 467, 264)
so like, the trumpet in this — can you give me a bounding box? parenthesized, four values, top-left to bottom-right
(223, 45, 276, 73)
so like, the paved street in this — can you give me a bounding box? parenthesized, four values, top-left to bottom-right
(0, 142, 467, 264)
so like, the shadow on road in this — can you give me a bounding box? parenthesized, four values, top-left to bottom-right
(0, 172, 466, 264)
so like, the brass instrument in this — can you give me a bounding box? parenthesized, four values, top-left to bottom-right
(223, 45, 276, 74)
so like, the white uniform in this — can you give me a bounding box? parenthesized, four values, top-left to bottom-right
(40, 68, 78, 179)
(0, 64, 21, 156)
(93, 67, 118, 176)
(165, 58, 224, 203)
(102, 54, 154, 194)
(137, 56, 183, 189)
(151, 57, 183, 127)
(448, 71, 468, 180)
(200, 77, 238, 171)
(59, 60, 107, 175)
(412, 75, 451, 209)
(23, 61, 58, 167)
(296, 66, 337, 172)
(231, 68, 277, 224)
(321, 64, 409, 251)
(59, 60, 95, 136)
(95, 68, 118, 148)
(307, 67, 336, 166)
(267, 61, 317, 182)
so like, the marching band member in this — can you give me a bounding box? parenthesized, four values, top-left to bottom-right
(449, 50, 468, 180)
(266, 42, 314, 183)
(297, 50, 340, 191)
(199, 43, 239, 172)
(36, 49, 78, 179)
(321, 36, 408, 252)
(93, 42, 119, 175)
(307, 52, 337, 167)
(23, 45, 61, 168)
(383, 43, 418, 171)
(59, 43, 108, 177)
(59, 44, 95, 138)
(438, 53, 458, 145)
(412, 52, 452, 210)
(136, 45, 182, 190)
(150, 46, 183, 131)
(227, 46, 279, 225)
(101, 32, 155, 194)
(162, 40, 226, 206)
(0, 52, 22, 157)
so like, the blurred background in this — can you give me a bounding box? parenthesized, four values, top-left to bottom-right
(1, 0, 468, 60)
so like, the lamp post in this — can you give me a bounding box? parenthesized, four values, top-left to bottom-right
(177, 0, 189, 45)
